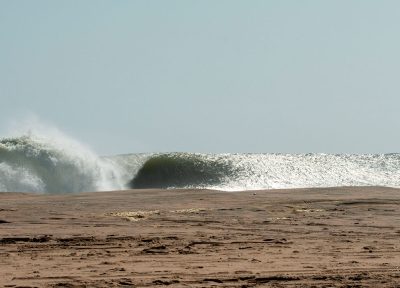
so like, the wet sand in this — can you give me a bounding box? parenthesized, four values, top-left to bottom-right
(1, 187, 400, 287)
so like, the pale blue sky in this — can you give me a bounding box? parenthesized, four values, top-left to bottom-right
(1, 1, 399, 154)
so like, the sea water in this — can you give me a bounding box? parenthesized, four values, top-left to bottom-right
(0, 130, 399, 193)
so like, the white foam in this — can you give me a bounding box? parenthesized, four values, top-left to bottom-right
(0, 117, 126, 193)
(0, 162, 45, 192)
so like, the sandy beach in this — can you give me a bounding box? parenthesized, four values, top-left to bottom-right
(1, 187, 400, 287)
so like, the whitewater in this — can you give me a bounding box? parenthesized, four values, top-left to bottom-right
(0, 130, 399, 193)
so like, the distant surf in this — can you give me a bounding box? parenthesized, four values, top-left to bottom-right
(1, 131, 400, 193)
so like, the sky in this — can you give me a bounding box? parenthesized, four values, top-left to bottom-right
(1, 0, 399, 155)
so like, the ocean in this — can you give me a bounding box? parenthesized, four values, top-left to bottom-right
(0, 133, 399, 193)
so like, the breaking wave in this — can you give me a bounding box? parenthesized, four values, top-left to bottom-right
(0, 128, 399, 193)
(129, 153, 237, 189)
(0, 133, 126, 193)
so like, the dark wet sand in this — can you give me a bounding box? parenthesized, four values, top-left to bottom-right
(1, 187, 400, 287)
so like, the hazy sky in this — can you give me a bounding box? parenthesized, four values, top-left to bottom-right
(1, 1, 399, 155)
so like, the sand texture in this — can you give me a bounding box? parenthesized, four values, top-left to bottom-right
(1, 187, 400, 287)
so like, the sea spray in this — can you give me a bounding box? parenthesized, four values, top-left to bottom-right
(0, 127, 126, 193)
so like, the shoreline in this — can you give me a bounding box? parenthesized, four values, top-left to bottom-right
(1, 187, 400, 287)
